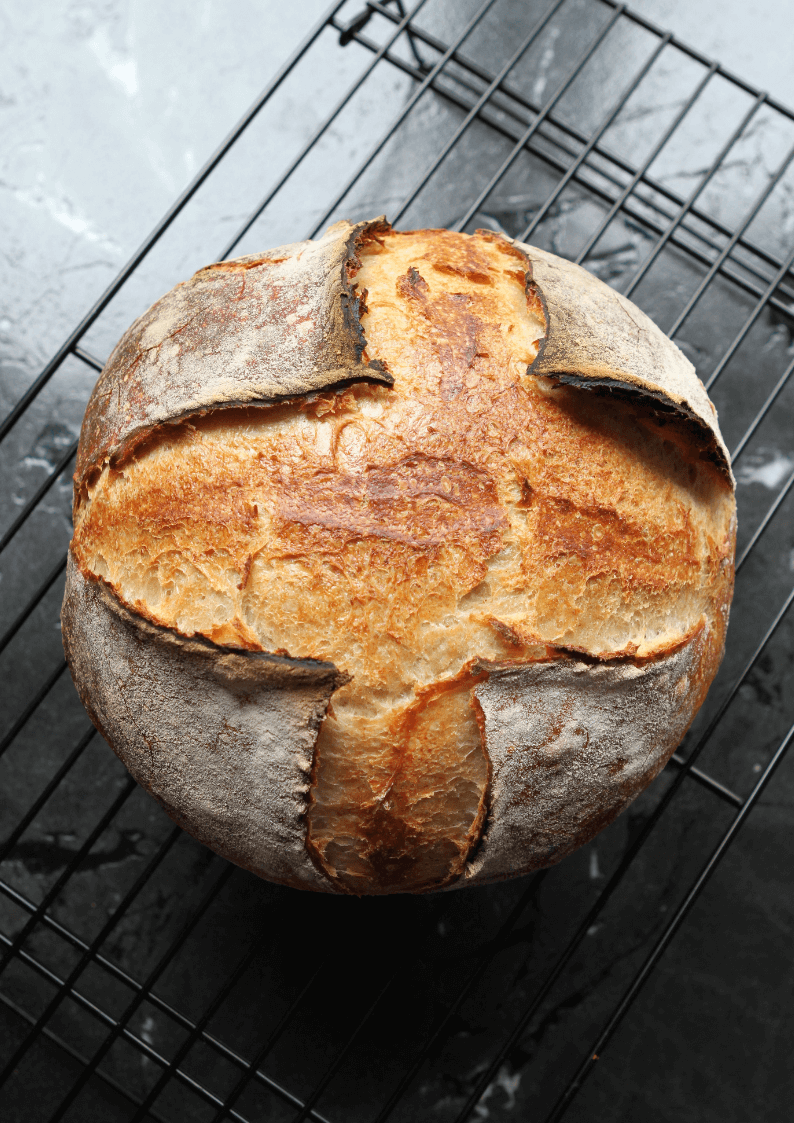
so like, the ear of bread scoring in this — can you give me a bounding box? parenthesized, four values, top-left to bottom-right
(518, 242, 732, 482)
(74, 217, 394, 504)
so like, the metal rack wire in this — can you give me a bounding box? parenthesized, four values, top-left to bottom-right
(1, 1, 793, 1119)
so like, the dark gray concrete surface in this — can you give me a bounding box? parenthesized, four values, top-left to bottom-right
(1, 2, 793, 1121)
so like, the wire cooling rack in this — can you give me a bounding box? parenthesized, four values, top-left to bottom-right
(1, 1, 793, 1120)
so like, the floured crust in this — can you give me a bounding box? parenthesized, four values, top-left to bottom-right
(74, 217, 394, 504)
(520, 243, 732, 481)
(63, 220, 737, 895)
(61, 556, 342, 892)
(462, 621, 721, 887)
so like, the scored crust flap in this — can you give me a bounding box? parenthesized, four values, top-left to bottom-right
(515, 241, 733, 482)
(61, 554, 346, 892)
(74, 216, 394, 499)
(458, 621, 719, 889)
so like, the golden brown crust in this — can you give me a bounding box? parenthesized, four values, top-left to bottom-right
(64, 221, 737, 895)
(306, 664, 491, 894)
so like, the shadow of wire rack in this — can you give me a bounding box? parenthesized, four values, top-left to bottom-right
(1, 0, 793, 1120)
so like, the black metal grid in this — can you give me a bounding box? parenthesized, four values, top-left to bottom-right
(1, 1, 793, 1119)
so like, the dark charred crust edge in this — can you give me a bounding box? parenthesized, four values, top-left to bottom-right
(527, 273, 550, 364)
(506, 236, 551, 373)
(472, 620, 707, 674)
(490, 234, 733, 485)
(342, 214, 394, 378)
(448, 690, 493, 891)
(538, 372, 732, 480)
(420, 672, 494, 896)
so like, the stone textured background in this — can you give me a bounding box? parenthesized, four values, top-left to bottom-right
(1, 3, 792, 1121)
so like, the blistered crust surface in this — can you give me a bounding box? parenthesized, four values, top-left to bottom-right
(521, 243, 732, 479)
(75, 218, 393, 496)
(61, 556, 340, 891)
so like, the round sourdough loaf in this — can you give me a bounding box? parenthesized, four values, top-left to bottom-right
(62, 219, 736, 895)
